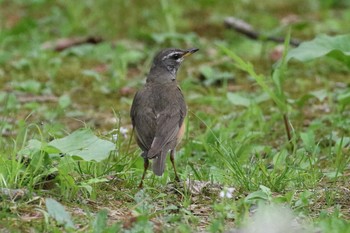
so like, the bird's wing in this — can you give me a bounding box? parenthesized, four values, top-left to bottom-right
(130, 91, 157, 152)
(147, 88, 186, 159)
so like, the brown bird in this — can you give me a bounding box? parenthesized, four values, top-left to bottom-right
(130, 47, 199, 188)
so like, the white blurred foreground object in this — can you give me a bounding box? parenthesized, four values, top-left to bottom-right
(219, 187, 236, 198)
(234, 204, 312, 233)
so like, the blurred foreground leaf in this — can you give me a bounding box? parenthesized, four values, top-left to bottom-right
(286, 34, 350, 67)
(46, 198, 75, 229)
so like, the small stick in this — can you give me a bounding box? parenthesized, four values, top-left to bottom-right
(224, 17, 301, 47)
(41, 36, 103, 51)
(283, 113, 294, 148)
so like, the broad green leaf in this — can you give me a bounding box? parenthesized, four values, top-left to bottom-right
(227, 92, 269, 107)
(18, 139, 60, 157)
(11, 58, 31, 70)
(58, 95, 71, 109)
(114, 44, 145, 64)
(62, 44, 94, 57)
(272, 149, 288, 169)
(199, 66, 234, 86)
(259, 185, 272, 195)
(310, 89, 328, 102)
(79, 183, 93, 195)
(85, 177, 109, 184)
(300, 131, 316, 152)
(294, 190, 313, 209)
(93, 209, 108, 233)
(324, 171, 342, 179)
(19, 139, 42, 154)
(46, 198, 75, 229)
(82, 70, 101, 81)
(227, 92, 251, 107)
(295, 89, 328, 107)
(245, 185, 272, 204)
(286, 34, 350, 67)
(337, 90, 350, 106)
(49, 128, 115, 162)
(13, 80, 41, 94)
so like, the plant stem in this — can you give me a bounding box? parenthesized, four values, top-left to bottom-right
(283, 113, 292, 143)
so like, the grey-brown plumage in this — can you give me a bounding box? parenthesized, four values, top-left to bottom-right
(130, 48, 198, 188)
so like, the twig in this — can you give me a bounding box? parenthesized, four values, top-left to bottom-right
(283, 113, 293, 149)
(41, 36, 103, 51)
(224, 17, 301, 46)
(17, 94, 58, 103)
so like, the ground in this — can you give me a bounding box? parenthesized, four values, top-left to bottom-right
(1, 0, 350, 232)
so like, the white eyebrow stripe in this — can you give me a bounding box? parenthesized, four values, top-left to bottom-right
(162, 51, 182, 60)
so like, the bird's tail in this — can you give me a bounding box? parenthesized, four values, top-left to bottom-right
(152, 151, 167, 176)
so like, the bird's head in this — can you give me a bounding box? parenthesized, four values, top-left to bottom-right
(147, 48, 199, 83)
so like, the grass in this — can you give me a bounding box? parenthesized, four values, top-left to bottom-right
(1, 0, 350, 232)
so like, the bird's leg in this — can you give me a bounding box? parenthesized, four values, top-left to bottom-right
(170, 149, 180, 182)
(139, 158, 149, 188)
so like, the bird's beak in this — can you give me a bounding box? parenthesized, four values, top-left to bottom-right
(182, 48, 199, 58)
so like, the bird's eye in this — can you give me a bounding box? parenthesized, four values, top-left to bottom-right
(172, 54, 181, 59)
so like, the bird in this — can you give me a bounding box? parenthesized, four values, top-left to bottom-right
(130, 47, 199, 188)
